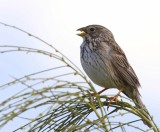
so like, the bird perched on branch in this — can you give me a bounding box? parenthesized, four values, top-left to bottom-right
(77, 25, 151, 127)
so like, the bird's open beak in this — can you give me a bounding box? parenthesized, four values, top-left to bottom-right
(76, 27, 87, 37)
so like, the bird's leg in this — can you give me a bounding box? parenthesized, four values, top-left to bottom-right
(98, 87, 109, 94)
(108, 88, 124, 102)
(89, 87, 109, 96)
(89, 88, 108, 104)
(107, 87, 124, 110)
(88, 87, 109, 105)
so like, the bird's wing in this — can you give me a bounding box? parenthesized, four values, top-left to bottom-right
(111, 45, 141, 88)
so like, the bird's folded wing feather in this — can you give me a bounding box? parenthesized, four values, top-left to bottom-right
(111, 47, 141, 88)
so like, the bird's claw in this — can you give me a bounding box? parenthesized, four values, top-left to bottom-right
(106, 96, 119, 110)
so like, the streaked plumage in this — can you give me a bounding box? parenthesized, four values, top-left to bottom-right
(77, 25, 153, 127)
(77, 24, 144, 108)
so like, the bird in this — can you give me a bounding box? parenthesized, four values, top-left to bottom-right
(76, 25, 151, 127)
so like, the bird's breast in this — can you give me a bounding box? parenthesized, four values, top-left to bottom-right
(80, 42, 117, 88)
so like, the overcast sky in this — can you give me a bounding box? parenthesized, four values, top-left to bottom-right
(0, 0, 160, 131)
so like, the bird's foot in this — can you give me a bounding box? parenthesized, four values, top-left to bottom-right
(87, 88, 108, 106)
(87, 91, 99, 106)
(106, 96, 119, 103)
(106, 87, 124, 110)
(106, 96, 119, 110)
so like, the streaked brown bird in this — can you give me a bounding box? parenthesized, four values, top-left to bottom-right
(77, 24, 145, 109)
(77, 24, 152, 127)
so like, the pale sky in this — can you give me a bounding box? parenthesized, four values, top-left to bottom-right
(0, 0, 160, 131)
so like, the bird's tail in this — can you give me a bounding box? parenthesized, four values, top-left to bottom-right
(134, 90, 145, 109)
(134, 89, 152, 128)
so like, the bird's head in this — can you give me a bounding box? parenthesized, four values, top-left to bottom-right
(77, 25, 112, 39)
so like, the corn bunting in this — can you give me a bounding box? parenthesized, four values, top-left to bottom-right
(77, 24, 152, 127)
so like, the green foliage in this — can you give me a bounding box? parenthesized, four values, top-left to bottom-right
(0, 22, 159, 132)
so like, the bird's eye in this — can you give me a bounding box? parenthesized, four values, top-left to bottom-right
(90, 27, 95, 32)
